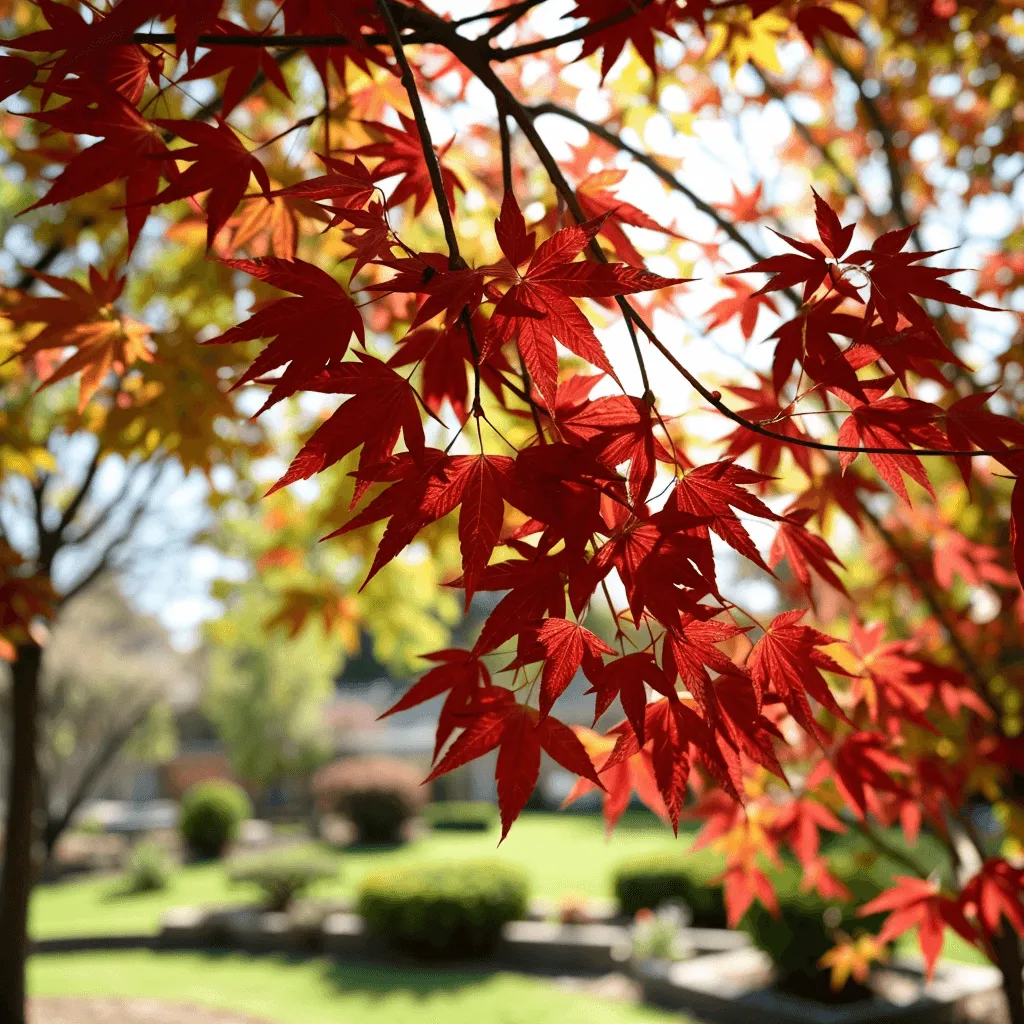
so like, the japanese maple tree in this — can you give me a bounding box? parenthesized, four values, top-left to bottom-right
(2, 2, 1024, 1023)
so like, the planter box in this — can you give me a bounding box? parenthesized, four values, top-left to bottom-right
(159, 906, 209, 948)
(498, 920, 631, 974)
(637, 948, 1002, 1024)
(682, 927, 751, 955)
(322, 912, 370, 959)
(527, 897, 621, 924)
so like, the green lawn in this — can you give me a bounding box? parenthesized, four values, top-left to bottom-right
(29, 951, 689, 1024)
(31, 812, 689, 939)
(28, 810, 990, 969)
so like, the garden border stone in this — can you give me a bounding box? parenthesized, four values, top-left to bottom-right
(636, 947, 1003, 1024)
(497, 920, 632, 973)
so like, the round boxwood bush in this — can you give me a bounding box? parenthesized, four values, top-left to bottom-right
(358, 860, 529, 958)
(614, 849, 727, 926)
(422, 801, 498, 833)
(121, 839, 174, 895)
(179, 780, 251, 859)
(313, 757, 425, 845)
(228, 849, 338, 911)
(741, 888, 873, 1003)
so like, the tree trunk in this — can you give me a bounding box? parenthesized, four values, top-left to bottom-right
(0, 642, 42, 1024)
(993, 925, 1024, 1024)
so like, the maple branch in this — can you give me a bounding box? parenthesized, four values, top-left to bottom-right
(377, 0, 461, 265)
(11, 49, 300, 292)
(530, 102, 786, 268)
(446, 54, 653, 396)
(419, 18, 1017, 460)
(56, 442, 105, 535)
(748, 66, 861, 200)
(625, 312, 1018, 459)
(490, 0, 656, 61)
(847, 819, 933, 880)
(481, 0, 548, 40)
(378, 0, 487, 417)
(819, 39, 922, 248)
(498, 109, 514, 195)
(132, 31, 394, 47)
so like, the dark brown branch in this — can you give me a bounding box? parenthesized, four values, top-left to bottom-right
(490, 0, 655, 61)
(749, 65, 861, 199)
(531, 102, 775, 266)
(377, 0, 462, 265)
(481, 0, 547, 39)
(134, 31, 391, 47)
(819, 38, 922, 248)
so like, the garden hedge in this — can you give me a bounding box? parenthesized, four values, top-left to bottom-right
(358, 860, 529, 958)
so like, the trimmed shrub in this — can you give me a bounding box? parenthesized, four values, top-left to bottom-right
(614, 849, 727, 926)
(741, 887, 877, 1003)
(358, 860, 529, 958)
(121, 839, 173, 894)
(738, 852, 895, 1003)
(313, 757, 425, 845)
(228, 849, 338, 911)
(422, 801, 498, 833)
(179, 780, 251, 859)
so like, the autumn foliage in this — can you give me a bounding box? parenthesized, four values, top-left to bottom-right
(2, 0, 1024, 1017)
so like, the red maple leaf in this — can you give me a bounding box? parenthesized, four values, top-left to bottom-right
(380, 648, 491, 760)
(269, 353, 424, 498)
(723, 378, 815, 478)
(205, 257, 365, 414)
(944, 392, 1024, 487)
(567, 0, 680, 79)
(148, 118, 272, 247)
(771, 797, 846, 869)
(523, 617, 615, 718)
(748, 610, 848, 740)
(576, 168, 681, 266)
(670, 460, 778, 572)
(808, 731, 910, 820)
(604, 697, 730, 831)
(425, 688, 602, 839)
(858, 877, 976, 978)
(355, 114, 464, 215)
(469, 547, 577, 655)
(832, 378, 947, 501)
(9, 0, 160, 101)
(389, 314, 510, 425)
(586, 651, 677, 745)
(720, 862, 780, 927)
(959, 859, 1024, 940)
(794, 5, 860, 47)
(180, 21, 292, 117)
(444, 454, 516, 607)
(484, 192, 686, 408)
(844, 224, 1000, 331)
(563, 725, 670, 835)
(714, 182, 773, 224)
(662, 612, 749, 717)
(23, 87, 169, 254)
(703, 279, 778, 341)
(560, 393, 674, 504)
(769, 506, 849, 605)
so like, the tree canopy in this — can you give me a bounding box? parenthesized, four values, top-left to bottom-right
(2, 1, 1024, 1022)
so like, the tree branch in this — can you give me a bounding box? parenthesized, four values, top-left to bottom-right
(819, 38, 922, 248)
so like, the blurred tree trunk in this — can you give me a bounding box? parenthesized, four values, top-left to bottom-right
(0, 642, 42, 1024)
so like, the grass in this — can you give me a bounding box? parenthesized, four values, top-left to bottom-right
(31, 812, 689, 939)
(28, 809, 991, 969)
(29, 951, 690, 1024)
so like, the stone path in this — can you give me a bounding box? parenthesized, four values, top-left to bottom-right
(31, 997, 273, 1024)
